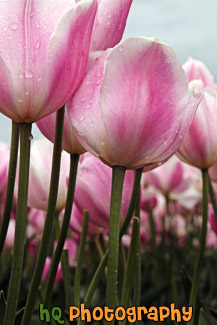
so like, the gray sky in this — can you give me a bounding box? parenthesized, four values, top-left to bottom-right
(0, 0, 216, 142)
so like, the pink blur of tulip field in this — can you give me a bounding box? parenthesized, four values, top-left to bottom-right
(0, 1, 217, 324)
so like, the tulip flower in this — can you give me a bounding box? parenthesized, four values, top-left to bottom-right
(177, 59, 217, 169)
(68, 38, 202, 169)
(0, 0, 97, 123)
(145, 155, 201, 209)
(67, 37, 202, 311)
(69, 203, 102, 235)
(208, 204, 217, 236)
(183, 58, 216, 88)
(0, 142, 10, 194)
(177, 59, 215, 325)
(74, 153, 135, 228)
(27, 137, 70, 212)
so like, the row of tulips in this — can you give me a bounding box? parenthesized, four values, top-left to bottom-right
(0, 0, 217, 324)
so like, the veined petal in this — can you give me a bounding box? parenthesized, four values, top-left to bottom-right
(90, 0, 133, 51)
(0, 0, 77, 122)
(100, 38, 190, 167)
(35, 0, 97, 122)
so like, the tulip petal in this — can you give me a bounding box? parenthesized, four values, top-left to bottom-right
(177, 86, 217, 169)
(0, 0, 78, 122)
(90, 0, 133, 51)
(183, 57, 214, 87)
(68, 51, 117, 165)
(100, 38, 190, 168)
(35, 0, 97, 122)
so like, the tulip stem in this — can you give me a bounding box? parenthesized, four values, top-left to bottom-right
(120, 168, 143, 237)
(44, 153, 79, 309)
(106, 165, 126, 319)
(208, 177, 217, 223)
(22, 106, 65, 325)
(0, 121, 19, 257)
(3, 123, 32, 325)
(74, 210, 89, 308)
(189, 168, 209, 325)
(84, 168, 142, 307)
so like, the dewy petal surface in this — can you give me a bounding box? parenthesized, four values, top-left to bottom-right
(177, 87, 217, 169)
(90, 0, 133, 51)
(0, 0, 97, 122)
(69, 38, 202, 169)
(100, 38, 190, 167)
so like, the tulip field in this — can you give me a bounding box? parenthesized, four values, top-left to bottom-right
(0, 0, 217, 324)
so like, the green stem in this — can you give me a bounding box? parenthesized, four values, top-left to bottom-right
(106, 166, 126, 314)
(3, 123, 32, 325)
(0, 121, 19, 257)
(84, 168, 142, 307)
(74, 211, 89, 307)
(22, 106, 65, 325)
(189, 168, 209, 325)
(134, 220, 141, 308)
(84, 251, 108, 306)
(61, 249, 71, 310)
(120, 168, 143, 237)
(120, 240, 127, 273)
(209, 177, 217, 223)
(44, 154, 79, 308)
(121, 217, 140, 324)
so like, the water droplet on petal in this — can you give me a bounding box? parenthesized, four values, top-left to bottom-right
(9, 23, 17, 31)
(118, 46, 124, 52)
(79, 116, 85, 122)
(25, 70, 33, 78)
(18, 73, 23, 79)
(34, 41, 40, 49)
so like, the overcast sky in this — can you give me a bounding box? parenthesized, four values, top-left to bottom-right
(0, 0, 216, 142)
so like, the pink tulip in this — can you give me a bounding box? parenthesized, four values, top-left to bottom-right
(0, 142, 10, 194)
(37, 108, 85, 155)
(208, 204, 217, 236)
(42, 258, 62, 284)
(67, 38, 202, 169)
(4, 219, 15, 251)
(177, 59, 217, 169)
(64, 238, 78, 267)
(90, 0, 133, 51)
(28, 137, 70, 211)
(183, 58, 216, 88)
(0, 0, 97, 123)
(73, 153, 134, 228)
(145, 155, 201, 209)
(69, 203, 102, 236)
(145, 156, 187, 195)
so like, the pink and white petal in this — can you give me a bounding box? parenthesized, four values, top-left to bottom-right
(0, 0, 77, 122)
(134, 80, 203, 169)
(34, 0, 97, 122)
(183, 58, 214, 87)
(0, 55, 20, 121)
(90, 0, 133, 51)
(100, 38, 189, 168)
(68, 51, 117, 165)
(177, 87, 217, 169)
